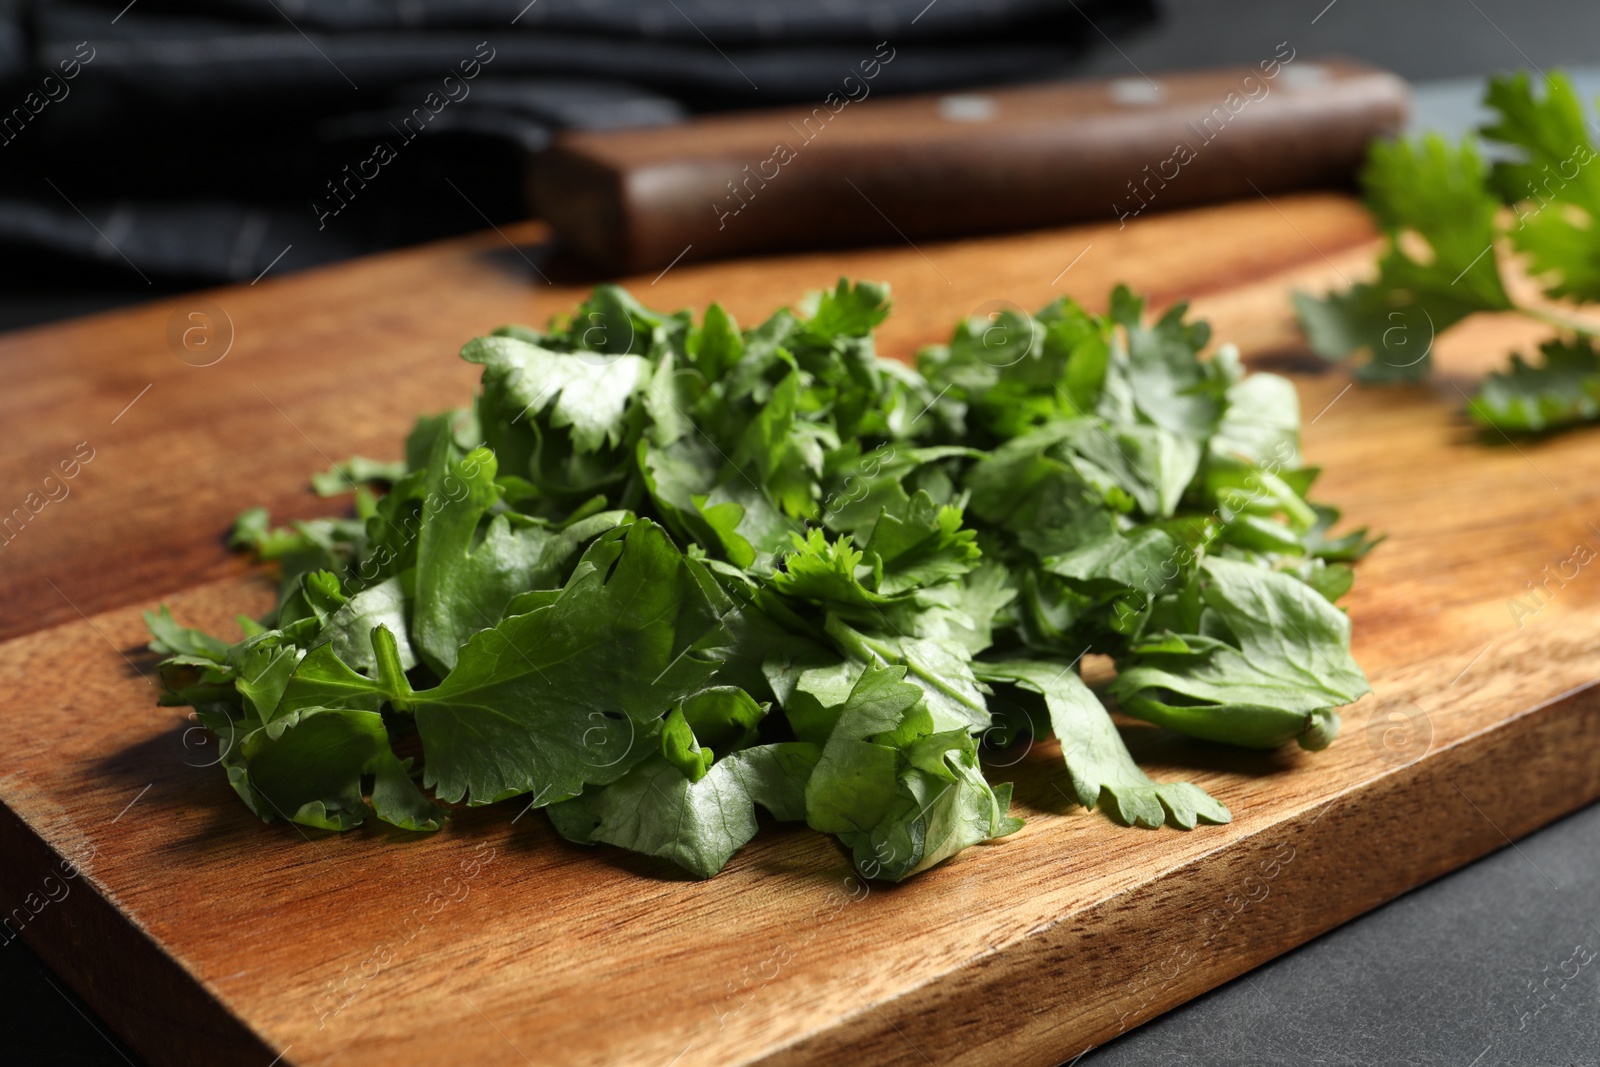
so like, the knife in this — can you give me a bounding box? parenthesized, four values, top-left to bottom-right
(530, 57, 1408, 274)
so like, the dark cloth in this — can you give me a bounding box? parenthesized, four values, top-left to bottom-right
(0, 0, 1154, 286)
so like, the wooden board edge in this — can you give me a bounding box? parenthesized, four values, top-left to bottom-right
(746, 681, 1600, 1066)
(0, 799, 279, 1066)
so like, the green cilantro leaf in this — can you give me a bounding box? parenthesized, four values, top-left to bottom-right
(217, 706, 443, 833)
(1106, 287, 1226, 441)
(977, 660, 1229, 829)
(411, 443, 628, 673)
(1295, 134, 1513, 383)
(464, 335, 648, 455)
(1483, 72, 1600, 302)
(1471, 337, 1600, 432)
(311, 455, 407, 497)
(1110, 558, 1370, 751)
(802, 663, 1018, 880)
(404, 519, 733, 805)
(548, 743, 820, 878)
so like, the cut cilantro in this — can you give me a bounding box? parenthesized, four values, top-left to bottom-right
(216, 706, 443, 833)
(311, 456, 407, 497)
(150, 277, 1371, 880)
(978, 661, 1230, 830)
(548, 744, 819, 879)
(1109, 558, 1369, 751)
(401, 519, 732, 805)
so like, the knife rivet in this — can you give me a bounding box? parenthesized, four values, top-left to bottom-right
(938, 94, 997, 123)
(1109, 79, 1163, 105)
(1281, 64, 1330, 89)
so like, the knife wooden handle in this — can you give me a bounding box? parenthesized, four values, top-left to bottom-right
(530, 57, 1407, 274)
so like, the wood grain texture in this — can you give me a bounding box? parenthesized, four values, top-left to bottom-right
(3, 192, 1600, 1067)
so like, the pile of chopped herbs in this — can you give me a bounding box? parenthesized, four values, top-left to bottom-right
(1296, 70, 1600, 434)
(148, 280, 1373, 881)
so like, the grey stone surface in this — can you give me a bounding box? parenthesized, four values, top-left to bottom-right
(1079, 801, 1600, 1067)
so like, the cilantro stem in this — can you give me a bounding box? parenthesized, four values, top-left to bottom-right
(370, 624, 416, 711)
(823, 615, 985, 720)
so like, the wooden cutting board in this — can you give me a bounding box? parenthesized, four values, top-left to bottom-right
(3, 193, 1599, 1067)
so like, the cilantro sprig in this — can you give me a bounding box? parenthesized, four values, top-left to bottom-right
(1295, 70, 1600, 432)
(149, 279, 1373, 880)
